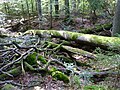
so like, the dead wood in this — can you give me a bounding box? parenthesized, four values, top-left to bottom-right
(24, 30, 120, 51)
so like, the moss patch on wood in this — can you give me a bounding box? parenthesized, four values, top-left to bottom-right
(24, 30, 120, 51)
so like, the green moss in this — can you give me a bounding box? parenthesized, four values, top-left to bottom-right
(38, 55, 47, 64)
(49, 67, 57, 74)
(51, 30, 61, 36)
(70, 33, 79, 40)
(83, 85, 106, 90)
(1, 84, 17, 90)
(25, 52, 47, 65)
(25, 52, 37, 65)
(52, 71, 69, 83)
(0, 66, 21, 80)
(91, 36, 107, 45)
(24, 30, 120, 51)
(91, 35, 120, 50)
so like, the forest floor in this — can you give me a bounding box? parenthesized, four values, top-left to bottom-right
(0, 15, 120, 90)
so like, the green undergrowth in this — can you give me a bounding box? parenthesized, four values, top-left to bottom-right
(24, 52, 70, 83)
(1, 84, 18, 90)
(68, 73, 116, 90)
(89, 47, 120, 70)
(83, 85, 106, 90)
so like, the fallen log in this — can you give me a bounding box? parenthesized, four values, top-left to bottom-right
(24, 30, 120, 51)
(79, 23, 112, 34)
(44, 41, 96, 67)
(45, 41, 96, 59)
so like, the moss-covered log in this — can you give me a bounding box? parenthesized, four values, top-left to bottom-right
(24, 30, 120, 51)
(45, 41, 96, 58)
(45, 42, 95, 66)
(79, 23, 112, 34)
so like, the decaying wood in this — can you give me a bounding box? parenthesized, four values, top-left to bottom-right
(45, 41, 96, 59)
(0, 39, 40, 80)
(45, 41, 96, 67)
(0, 48, 35, 72)
(79, 23, 112, 34)
(24, 30, 120, 51)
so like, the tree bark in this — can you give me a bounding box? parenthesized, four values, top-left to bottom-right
(112, 0, 120, 36)
(36, 0, 42, 29)
(24, 30, 120, 51)
(65, 0, 70, 19)
(50, 0, 53, 29)
(25, 0, 30, 20)
(72, 0, 77, 11)
(45, 41, 96, 58)
(54, 0, 59, 18)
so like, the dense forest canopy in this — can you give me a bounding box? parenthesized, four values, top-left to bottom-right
(0, 0, 120, 90)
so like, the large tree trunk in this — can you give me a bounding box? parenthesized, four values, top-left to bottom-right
(112, 0, 120, 36)
(24, 30, 120, 51)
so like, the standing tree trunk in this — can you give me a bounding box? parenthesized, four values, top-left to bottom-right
(112, 0, 120, 36)
(65, 0, 70, 20)
(90, 10, 97, 24)
(72, 0, 77, 11)
(31, 0, 34, 13)
(50, 0, 53, 29)
(54, 0, 59, 18)
(36, 0, 42, 29)
(76, 0, 80, 10)
(25, 0, 30, 20)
